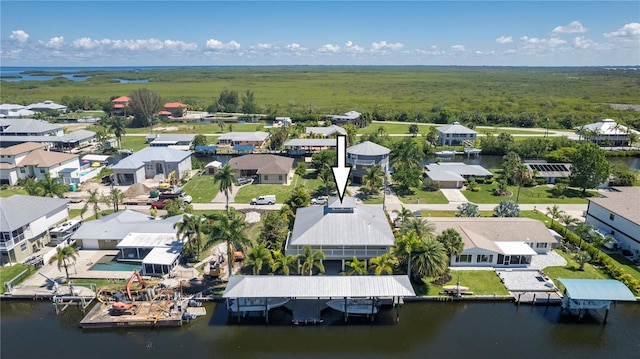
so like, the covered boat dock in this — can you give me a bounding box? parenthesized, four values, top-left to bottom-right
(222, 275, 415, 324)
(557, 278, 637, 324)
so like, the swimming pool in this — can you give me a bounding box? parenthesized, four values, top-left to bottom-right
(89, 255, 141, 272)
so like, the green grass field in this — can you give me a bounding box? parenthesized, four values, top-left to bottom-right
(542, 250, 609, 282)
(182, 173, 219, 203)
(397, 188, 450, 205)
(0, 264, 33, 294)
(118, 136, 149, 152)
(421, 270, 510, 296)
(461, 183, 595, 204)
(0, 188, 28, 198)
(234, 176, 303, 204)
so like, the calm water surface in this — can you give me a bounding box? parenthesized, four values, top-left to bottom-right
(1, 300, 638, 359)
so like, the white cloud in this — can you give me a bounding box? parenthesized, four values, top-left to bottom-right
(496, 36, 513, 44)
(371, 41, 403, 51)
(604, 22, 640, 40)
(205, 39, 241, 50)
(451, 44, 466, 52)
(344, 41, 364, 53)
(520, 36, 567, 47)
(251, 43, 274, 50)
(415, 46, 445, 56)
(573, 36, 596, 49)
(9, 30, 29, 43)
(552, 21, 587, 34)
(46, 36, 64, 49)
(318, 44, 340, 53)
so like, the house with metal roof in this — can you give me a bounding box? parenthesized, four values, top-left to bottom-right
(111, 147, 192, 185)
(524, 161, 572, 184)
(585, 187, 640, 256)
(305, 125, 347, 138)
(0, 104, 35, 118)
(424, 162, 492, 188)
(0, 195, 70, 264)
(285, 197, 395, 271)
(0, 118, 63, 136)
(146, 134, 196, 150)
(25, 100, 67, 113)
(326, 111, 362, 126)
(227, 154, 294, 185)
(428, 217, 559, 267)
(217, 132, 270, 148)
(0, 142, 80, 185)
(283, 138, 337, 156)
(436, 122, 477, 145)
(576, 119, 640, 146)
(346, 141, 390, 184)
(557, 278, 637, 323)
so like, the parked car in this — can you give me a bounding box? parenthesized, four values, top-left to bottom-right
(237, 177, 253, 186)
(150, 199, 169, 209)
(311, 196, 328, 205)
(251, 195, 276, 205)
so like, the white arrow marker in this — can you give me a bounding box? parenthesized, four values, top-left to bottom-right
(331, 135, 352, 203)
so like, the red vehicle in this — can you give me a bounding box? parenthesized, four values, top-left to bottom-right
(150, 199, 168, 209)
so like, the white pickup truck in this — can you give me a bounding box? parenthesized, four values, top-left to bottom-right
(251, 195, 276, 205)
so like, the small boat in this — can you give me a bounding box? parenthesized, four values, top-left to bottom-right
(226, 297, 290, 313)
(326, 298, 379, 315)
(464, 148, 482, 156)
(435, 150, 456, 157)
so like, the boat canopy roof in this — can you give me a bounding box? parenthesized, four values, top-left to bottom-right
(557, 279, 637, 301)
(223, 275, 415, 298)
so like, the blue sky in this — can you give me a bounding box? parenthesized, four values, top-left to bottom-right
(1, 1, 639, 66)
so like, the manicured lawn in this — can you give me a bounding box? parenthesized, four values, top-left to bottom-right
(0, 264, 33, 294)
(421, 270, 510, 296)
(462, 183, 595, 204)
(68, 208, 83, 219)
(542, 250, 609, 284)
(124, 122, 267, 135)
(234, 177, 301, 204)
(477, 128, 551, 135)
(183, 173, 219, 203)
(118, 136, 149, 152)
(414, 210, 547, 223)
(293, 172, 324, 194)
(397, 188, 449, 205)
(0, 188, 28, 197)
(606, 253, 640, 281)
(360, 122, 436, 135)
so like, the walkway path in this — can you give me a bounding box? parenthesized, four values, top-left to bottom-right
(439, 188, 468, 203)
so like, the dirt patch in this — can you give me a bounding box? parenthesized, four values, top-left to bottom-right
(124, 183, 152, 197)
(153, 126, 180, 132)
(244, 211, 261, 224)
(605, 103, 640, 112)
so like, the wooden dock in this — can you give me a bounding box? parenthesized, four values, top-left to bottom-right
(80, 301, 198, 329)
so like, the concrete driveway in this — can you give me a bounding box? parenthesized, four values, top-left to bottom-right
(440, 188, 469, 203)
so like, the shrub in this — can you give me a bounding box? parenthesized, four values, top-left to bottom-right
(422, 177, 440, 192)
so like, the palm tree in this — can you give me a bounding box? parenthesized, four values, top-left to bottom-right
(411, 237, 448, 279)
(393, 206, 414, 223)
(246, 244, 273, 275)
(368, 253, 396, 275)
(362, 165, 384, 196)
(23, 177, 43, 196)
(214, 213, 249, 277)
(344, 256, 367, 275)
(48, 245, 79, 283)
(399, 217, 435, 239)
(558, 213, 577, 235)
(545, 205, 564, 226)
(511, 164, 532, 203)
(108, 117, 127, 150)
(299, 245, 325, 276)
(174, 214, 205, 260)
(436, 228, 464, 258)
(575, 250, 591, 271)
(84, 189, 105, 219)
(213, 164, 235, 216)
(109, 188, 125, 212)
(270, 250, 298, 275)
(39, 173, 67, 198)
(455, 202, 480, 217)
(573, 222, 595, 249)
(394, 230, 422, 275)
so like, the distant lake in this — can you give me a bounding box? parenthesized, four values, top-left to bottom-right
(0, 66, 220, 82)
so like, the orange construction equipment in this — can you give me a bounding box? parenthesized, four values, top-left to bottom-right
(126, 270, 146, 301)
(112, 301, 134, 311)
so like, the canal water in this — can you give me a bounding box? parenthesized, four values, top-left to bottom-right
(2, 300, 638, 358)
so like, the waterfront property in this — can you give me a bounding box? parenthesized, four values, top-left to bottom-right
(305, 125, 347, 137)
(424, 162, 492, 188)
(283, 138, 336, 156)
(0, 119, 96, 150)
(576, 118, 640, 146)
(163, 102, 188, 117)
(116, 233, 183, 276)
(0, 103, 35, 118)
(326, 110, 361, 126)
(111, 146, 192, 185)
(285, 197, 395, 271)
(436, 121, 477, 146)
(428, 217, 559, 267)
(346, 141, 390, 184)
(0, 195, 69, 265)
(524, 161, 572, 184)
(557, 278, 637, 323)
(25, 100, 67, 113)
(585, 187, 640, 257)
(216, 132, 270, 148)
(227, 154, 294, 185)
(146, 133, 196, 150)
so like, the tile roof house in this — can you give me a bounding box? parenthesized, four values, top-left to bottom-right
(0, 142, 80, 185)
(111, 147, 192, 185)
(227, 154, 294, 185)
(285, 197, 395, 272)
(346, 141, 390, 184)
(576, 119, 640, 146)
(585, 187, 640, 256)
(428, 217, 559, 268)
(436, 122, 477, 145)
(111, 96, 130, 115)
(0, 195, 70, 264)
(163, 102, 188, 116)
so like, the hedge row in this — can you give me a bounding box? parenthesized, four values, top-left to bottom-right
(550, 221, 640, 295)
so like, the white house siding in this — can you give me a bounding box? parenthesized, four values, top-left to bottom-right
(585, 202, 640, 254)
(259, 169, 294, 185)
(176, 157, 192, 178)
(78, 238, 119, 250)
(449, 248, 498, 267)
(0, 168, 19, 186)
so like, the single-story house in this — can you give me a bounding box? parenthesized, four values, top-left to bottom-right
(0, 118, 63, 136)
(111, 147, 192, 185)
(163, 102, 188, 117)
(436, 122, 477, 146)
(146, 134, 196, 150)
(428, 217, 559, 268)
(305, 125, 347, 138)
(0, 104, 35, 118)
(0, 142, 80, 185)
(326, 111, 361, 126)
(283, 138, 337, 156)
(227, 154, 294, 185)
(285, 197, 395, 272)
(424, 163, 492, 188)
(346, 141, 390, 184)
(0, 195, 70, 264)
(524, 161, 572, 184)
(585, 187, 640, 256)
(576, 119, 640, 146)
(25, 100, 67, 113)
(217, 132, 270, 148)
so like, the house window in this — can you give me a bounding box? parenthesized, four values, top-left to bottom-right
(264, 175, 269, 180)
(455, 254, 472, 263)
(279, 175, 283, 181)
(536, 243, 548, 249)
(20, 243, 27, 252)
(20, 168, 25, 173)
(40, 169, 46, 173)
(609, 213, 615, 221)
(476, 254, 493, 263)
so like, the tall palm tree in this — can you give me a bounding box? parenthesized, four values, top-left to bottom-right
(48, 245, 79, 283)
(213, 164, 235, 216)
(436, 228, 464, 258)
(511, 164, 532, 203)
(411, 237, 448, 279)
(39, 173, 67, 198)
(214, 213, 249, 277)
(246, 244, 273, 275)
(399, 217, 435, 239)
(368, 253, 397, 275)
(109, 188, 125, 212)
(174, 214, 205, 260)
(344, 256, 367, 275)
(362, 165, 384, 196)
(393, 205, 414, 223)
(108, 117, 127, 150)
(558, 213, 576, 235)
(299, 245, 325, 276)
(270, 250, 298, 275)
(545, 205, 564, 227)
(394, 230, 422, 275)
(83, 189, 105, 219)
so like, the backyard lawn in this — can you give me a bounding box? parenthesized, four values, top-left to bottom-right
(183, 173, 219, 203)
(462, 183, 595, 204)
(606, 253, 640, 281)
(420, 270, 510, 296)
(124, 122, 267, 135)
(118, 136, 149, 152)
(0, 264, 33, 294)
(234, 175, 304, 204)
(542, 249, 609, 282)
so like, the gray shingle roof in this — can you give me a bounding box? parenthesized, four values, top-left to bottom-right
(0, 195, 69, 231)
(347, 141, 390, 156)
(305, 125, 347, 136)
(227, 154, 293, 174)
